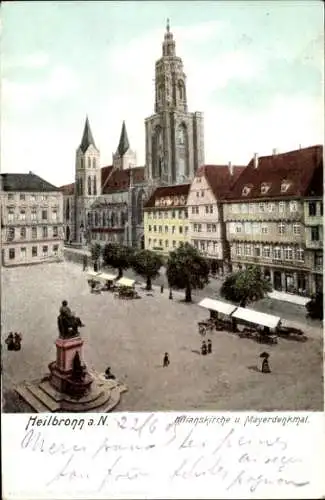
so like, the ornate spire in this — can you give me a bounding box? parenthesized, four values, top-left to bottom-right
(80, 116, 96, 153)
(117, 120, 130, 157)
(163, 18, 176, 57)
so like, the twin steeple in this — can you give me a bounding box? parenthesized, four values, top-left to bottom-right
(117, 120, 130, 157)
(79, 116, 97, 153)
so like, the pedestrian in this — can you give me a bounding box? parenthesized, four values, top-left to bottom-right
(163, 352, 170, 367)
(105, 366, 116, 380)
(201, 340, 207, 356)
(207, 338, 212, 354)
(169, 289, 173, 300)
(160, 284, 164, 294)
(93, 261, 98, 272)
(260, 352, 271, 373)
(83, 255, 88, 271)
(13, 332, 22, 351)
(5, 332, 15, 351)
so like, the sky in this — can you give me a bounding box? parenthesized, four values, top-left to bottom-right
(1, 0, 324, 187)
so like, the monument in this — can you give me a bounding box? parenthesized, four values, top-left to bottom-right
(14, 302, 127, 412)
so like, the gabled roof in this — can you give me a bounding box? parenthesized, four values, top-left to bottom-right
(144, 183, 190, 208)
(1, 173, 60, 192)
(116, 121, 130, 157)
(227, 145, 323, 201)
(59, 183, 75, 195)
(80, 116, 96, 153)
(196, 164, 246, 200)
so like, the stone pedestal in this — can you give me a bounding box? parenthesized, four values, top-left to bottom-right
(49, 336, 93, 398)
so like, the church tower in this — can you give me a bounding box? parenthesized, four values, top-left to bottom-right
(75, 116, 101, 244)
(145, 20, 205, 185)
(112, 120, 137, 170)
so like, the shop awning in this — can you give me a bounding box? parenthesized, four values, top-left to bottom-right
(198, 298, 237, 316)
(231, 307, 280, 329)
(97, 272, 117, 282)
(116, 277, 135, 288)
(86, 271, 101, 279)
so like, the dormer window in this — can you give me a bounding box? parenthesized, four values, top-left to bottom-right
(281, 180, 291, 193)
(242, 186, 252, 196)
(261, 183, 270, 195)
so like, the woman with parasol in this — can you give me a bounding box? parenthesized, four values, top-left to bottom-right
(260, 352, 271, 373)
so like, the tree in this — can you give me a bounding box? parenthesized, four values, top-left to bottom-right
(166, 242, 210, 302)
(220, 265, 272, 307)
(90, 242, 101, 270)
(132, 249, 163, 291)
(102, 243, 134, 279)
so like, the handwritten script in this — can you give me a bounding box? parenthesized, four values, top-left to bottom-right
(18, 413, 311, 496)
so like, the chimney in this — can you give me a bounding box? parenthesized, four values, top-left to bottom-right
(228, 161, 233, 176)
(272, 148, 277, 156)
(254, 153, 259, 169)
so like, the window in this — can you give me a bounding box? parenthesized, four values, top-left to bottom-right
(164, 212, 168, 219)
(178, 210, 183, 219)
(242, 186, 251, 196)
(159, 226, 162, 233)
(249, 204, 255, 214)
(41, 195, 48, 201)
(172, 226, 176, 234)
(185, 226, 188, 234)
(308, 202, 316, 216)
(311, 226, 319, 241)
(261, 225, 268, 234)
(7, 227, 15, 241)
(179, 226, 183, 234)
(193, 223, 198, 232)
(197, 224, 202, 232)
(165, 226, 168, 233)
(252, 223, 260, 234)
(205, 205, 209, 214)
(20, 194, 26, 201)
(320, 202, 323, 216)
(165, 240, 169, 248)
(196, 191, 199, 197)
(293, 223, 301, 235)
(212, 224, 216, 232)
(148, 225, 152, 232)
(172, 240, 176, 248)
(273, 247, 281, 260)
(20, 227, 26, 239)
(259, 202, 265, 212)
(184, 209, 188, 218)
(32, 226, 37, 239)
(153, 225, 157, 232)
(201, 190, 204, 197)
(93, 158, 96, 169)
(20, 247, 27, 259)
(262, 246, 270, 258)
(52, 210, 57, 221)
(267, 202, 275, 212)
(278, 223, 285, 235)
(9, 248, 15, 260)
(235, 224, 242, 233)
(235, 244, 243, 256)
(284, 247, 293, 260)
(296, 248, 304, 262)
(31, 209, 37, 221)
(159, 239, 163, 247)
(42, 210, 48, 221)
(8, 209, 14, 222)
(245, 244, 252, 256)
(200, 241, 205, 251)
(191, 206, 199, 215)
(289, 201, 298, 212)
(207, 224, 211, 232)
(254, 246, 261, 257)
(261, 183, 270, 195)
(32, 246, 37, 257)
(42, 245, 48, 257)
(279, 202, 285, 213)
(20, 210, 26, 221)
(8, 193, 14, 201)
(244, 222, 251, 234)
(172, 211, 175, 218)
(30, 194, 36, 202)
(42, 226, 48, 238)
(53, 226, 58, 237)
(281, 180, 291, 193)
(148, 238, 151, 246)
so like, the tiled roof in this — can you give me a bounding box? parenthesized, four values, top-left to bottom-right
(1, 173, 60, 192)
(197, 164, 246, 200)
(227, 145, 323, 201)
(59, 183, 75, 195)
(144, 183, 190, 208)
(101, 166, 145, 194)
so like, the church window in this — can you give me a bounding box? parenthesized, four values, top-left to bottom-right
(88, 158, 91, 169)
(88, 176, 91, 195)
(93, 176, 97, 196)
(80, 158, 84, 169)
(93, 158, 96, 169)
(80, 178, 83, 195)
(178, 81, 185, 101)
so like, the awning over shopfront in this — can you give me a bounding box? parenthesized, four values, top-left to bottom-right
(231, 307, 280, 329)
(86, 271, 101, 279)
(198, 298, 237, 316)
(116, 277, 135, 288)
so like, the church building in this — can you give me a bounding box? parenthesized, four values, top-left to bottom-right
(145, 20, 205, 186)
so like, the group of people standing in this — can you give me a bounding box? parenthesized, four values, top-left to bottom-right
(201, 338, 212, 355)
(5, 332, 22, 351)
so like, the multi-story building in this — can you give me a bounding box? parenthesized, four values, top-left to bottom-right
(223, 145, 323, 295)
(187, 163, 245, 275)
(145, 20, 204, 186)
(60, 119, 148, 249)
(144, 184, 190, 256)
(1, 172, 64, 266)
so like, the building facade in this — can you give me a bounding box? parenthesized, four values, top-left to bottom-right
(187, 163, 245, 275)
(144, 184, 190, 256)
(60, 119, 149, 249)
(1, 173, 64, 266)
(223, 145, 323, 295)
(145, 20, 205, 186)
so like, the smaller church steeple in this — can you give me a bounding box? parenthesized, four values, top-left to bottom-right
(162, 18, 176, 57)
(80, 116, 96, 153)
(117, 120, 130, 157)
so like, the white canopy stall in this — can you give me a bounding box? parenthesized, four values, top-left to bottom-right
(198, 298, 237, 316)
(86, 271, 101, 279)
(231, 307, 280, 330)
(116, 277, 135, 288)
(96, 272, 117, 283)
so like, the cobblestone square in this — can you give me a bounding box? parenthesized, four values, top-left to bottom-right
(1, 261, 323, 411)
